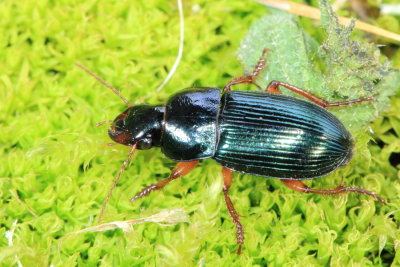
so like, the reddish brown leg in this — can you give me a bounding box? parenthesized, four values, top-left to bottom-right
(266, 81, 373, 108)
(222, 168, 244, 254)
(281, 179, 386, 204)
(130, 161, 199, 202)
(223, 48, 270, 91)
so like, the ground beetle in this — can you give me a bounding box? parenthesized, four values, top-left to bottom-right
(78, 49, 385, 254)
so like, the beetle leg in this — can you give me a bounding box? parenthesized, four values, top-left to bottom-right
(222, 168, 244, 254)
(223, 48, 270, 91)
(265, 81, 373, 108)
(281, 179, 386, 204)
(130, 161, 199, 202)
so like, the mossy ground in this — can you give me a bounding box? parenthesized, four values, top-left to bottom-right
(1, 0, 400, 266)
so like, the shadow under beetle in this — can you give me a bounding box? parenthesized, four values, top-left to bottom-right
(78, 49, 386, 254)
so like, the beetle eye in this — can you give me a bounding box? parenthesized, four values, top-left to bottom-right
(137, 138, 152, 150)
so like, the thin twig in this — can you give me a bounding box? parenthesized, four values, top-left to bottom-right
(254, 0, 400, 43)
(80, 208, 189, 233)
(156, 0, 185, 91)
(58, 208, 189, 255)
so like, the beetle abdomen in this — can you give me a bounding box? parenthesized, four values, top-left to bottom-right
(214, 91, 354, 179)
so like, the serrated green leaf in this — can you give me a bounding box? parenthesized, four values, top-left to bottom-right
(238, 11, 325, 96)
(318, 0, 400, 130)
(238, 2, 400, 132)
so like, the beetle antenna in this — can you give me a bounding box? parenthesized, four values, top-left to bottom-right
(95, 120, 113, 128)
(76, 63, 133, 107)
(98, 144, 137, 223)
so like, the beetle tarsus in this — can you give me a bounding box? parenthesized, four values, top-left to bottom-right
(250, 48, 270, 78)
(325, 97, 374, 107)
(343, 186, 387, 205)
(130, 161, 199, 203)
(222, 168, 244, 254)
(130, 184, 158, 202)
(265, 81, 374, 108)
(281, 180, 386, 204)
(223, 48, 270, 91)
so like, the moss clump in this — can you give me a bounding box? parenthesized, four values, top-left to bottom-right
(0, 0, 399, 266)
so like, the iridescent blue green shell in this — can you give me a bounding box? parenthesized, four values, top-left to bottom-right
(213, 91, 353, 179)
(161, 88, 353, 179)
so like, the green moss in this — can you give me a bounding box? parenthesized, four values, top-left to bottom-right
(0, 0, 399, 266)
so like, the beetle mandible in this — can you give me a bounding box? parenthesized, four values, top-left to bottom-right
(78, 49, 386, 254)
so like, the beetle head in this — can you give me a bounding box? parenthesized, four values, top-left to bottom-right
(108, 105, 165, 149)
